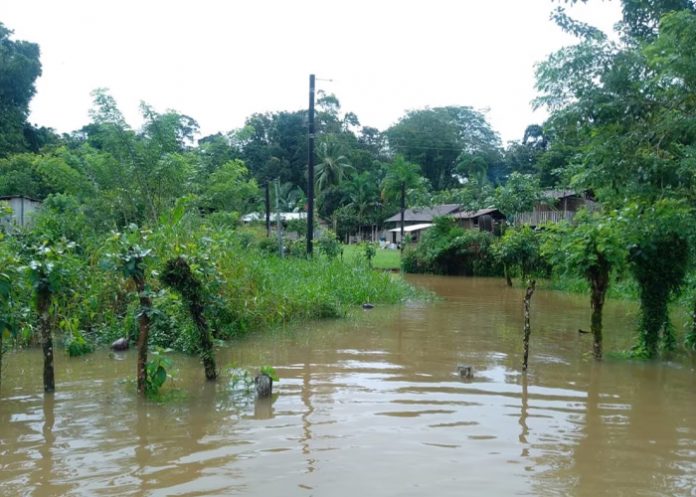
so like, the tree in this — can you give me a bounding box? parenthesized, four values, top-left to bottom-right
(315, 140, 354, 193)
(0, 23, 42, 157)
(202, 159, 259, 213)
(494, 172, 542, 219)
(494, 226, 546, 369)
(380, 156, 423, 248)
(623, 200, 692, 358)
(543, 211, 627, 359)
(161, 257, 217, 381)
(387, 106, 501, 190)
(24, 242, 76, 393)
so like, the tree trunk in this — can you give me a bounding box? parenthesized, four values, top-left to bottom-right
(38, 286, 54, 393)
(134, 274, 151, 395)
(589, 267, 609, 360)
(687, 297, 696, 350)
(0, 330, 3, 392)
(190, 299, 217, 380)
(504, 264, 513, 287)
(522, 280, 536, 371)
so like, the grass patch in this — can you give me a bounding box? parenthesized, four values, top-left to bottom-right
(341, 243, 401, 270)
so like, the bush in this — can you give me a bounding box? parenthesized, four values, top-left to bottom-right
(403, 217, 499, 276)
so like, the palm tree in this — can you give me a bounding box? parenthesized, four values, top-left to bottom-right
(346, 172, 380, 240)
(315, 141, 353, 193)
(380, 155, 422, 248)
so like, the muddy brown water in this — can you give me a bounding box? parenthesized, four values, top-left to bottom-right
(1, 276, 695, 497)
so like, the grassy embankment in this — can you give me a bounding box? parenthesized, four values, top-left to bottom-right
(0, 218, 418, 357)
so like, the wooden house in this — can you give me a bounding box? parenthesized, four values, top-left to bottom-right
(451, 208, 506, 234)
(383, 204, 506, 243)
(0, 195, 41, 229)
(513, 190, 596, 227)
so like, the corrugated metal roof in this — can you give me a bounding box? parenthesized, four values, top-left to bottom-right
(384, 204, 461, 223)
(451, 208, 502, 219)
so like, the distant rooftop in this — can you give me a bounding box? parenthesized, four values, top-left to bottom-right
(384, 204, 461, 223)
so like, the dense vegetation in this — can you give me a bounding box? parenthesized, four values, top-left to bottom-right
(1, 0, 696, 387)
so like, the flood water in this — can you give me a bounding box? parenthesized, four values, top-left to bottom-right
(1, 276, 695, 497)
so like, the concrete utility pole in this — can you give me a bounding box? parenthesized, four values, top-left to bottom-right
(306, 74, 316, 256)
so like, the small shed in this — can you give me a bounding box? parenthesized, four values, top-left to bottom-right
(0, 195, 41, 229)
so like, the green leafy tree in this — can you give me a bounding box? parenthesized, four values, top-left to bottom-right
(381, 155, 425, 248)
(542, 211, 627, 359)
(24, 241, 76, 392)
(160, 256, 217, 380)
(494, 173, 542, 219)
(315, 140, 354, 193)
(0, 23, 42, 157)
(623, 200, 692, 358)
(203, 159, 259, 213)
(387, 106, 501, 190)
(494, 226, 546, 370)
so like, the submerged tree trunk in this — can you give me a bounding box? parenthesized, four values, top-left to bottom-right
(522, 280, 536, 371)
(687, 297, 696, 350)
(161, 257, 217, 380)
(504, 264, 513, 287)
(134, 274, 152, 395)
(589, 266, 609, 360)
(37, 286, 54, 393)
(189, 296, 217, 380)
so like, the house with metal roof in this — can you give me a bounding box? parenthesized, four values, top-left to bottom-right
(383, 204, 506, 243)
(512, 190, 596, 227)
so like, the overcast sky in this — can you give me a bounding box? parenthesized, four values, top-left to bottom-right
(3, 0, 621, 144)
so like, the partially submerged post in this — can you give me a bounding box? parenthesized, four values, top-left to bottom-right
(522, 280, 536, 371)
(255, 373, 273, 398)
(161, 257, 217, 380)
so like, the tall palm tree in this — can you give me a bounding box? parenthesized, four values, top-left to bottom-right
(380, 155, 422, 247)
(347, 172, 380, 240)
(315, 141, 353, 193)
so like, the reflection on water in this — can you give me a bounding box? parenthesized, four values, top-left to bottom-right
(1, 276, 695, 496)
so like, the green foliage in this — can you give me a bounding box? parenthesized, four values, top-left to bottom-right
(494, 173, 542, 217)
(315, 139, 354, 192)
(623, 200, 692, 357)
(202, 159, 259, 213)
(403, 217, 497, 276)
(361, 242, 377, 267)
(493, 225, 547, 282)
(542, 210, 626, 280)
(145, 348, 173, 396)
(260, 365, 279, 382)
(0, 23, 42, 157)
(386, 106, 501, 189)
(316, 230, 342, 259)
(60, 317, 94, 357)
